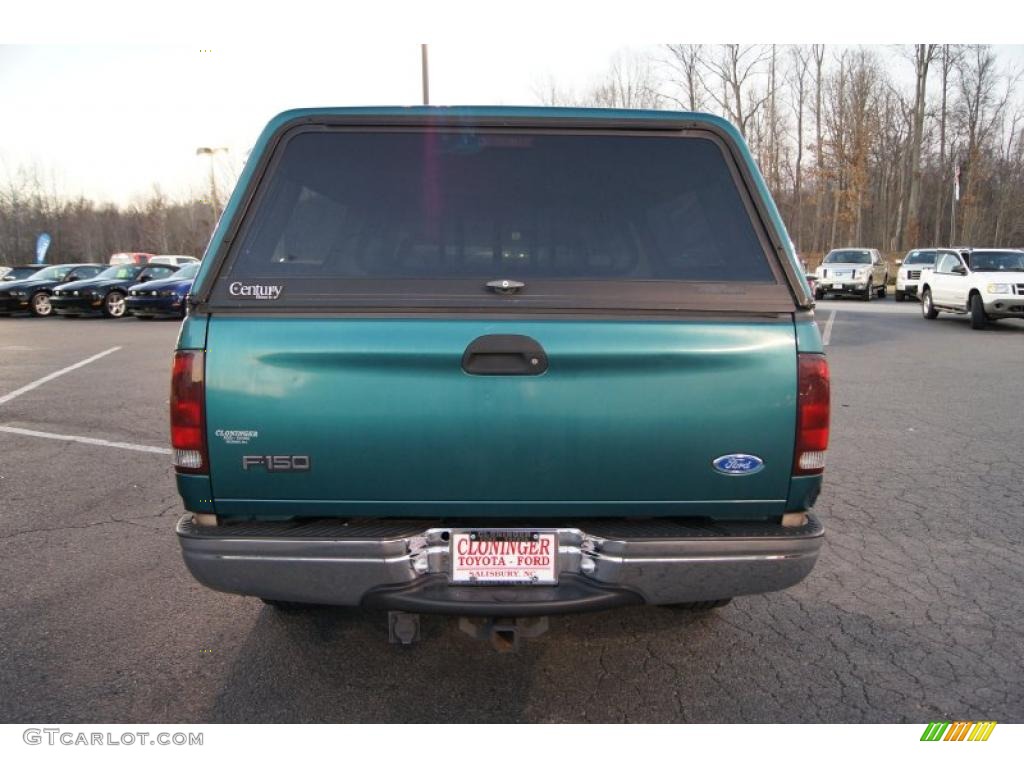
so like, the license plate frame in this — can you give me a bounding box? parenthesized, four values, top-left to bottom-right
(450, 529, 559, 586)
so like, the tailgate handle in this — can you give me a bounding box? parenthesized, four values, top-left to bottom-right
(461, 335, 548, 376)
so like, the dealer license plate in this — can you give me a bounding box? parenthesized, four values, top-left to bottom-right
(450, 530, 558, 585)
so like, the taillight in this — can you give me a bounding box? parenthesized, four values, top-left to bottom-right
(794, 353, 830, 475)
(170, 350, 207, 473)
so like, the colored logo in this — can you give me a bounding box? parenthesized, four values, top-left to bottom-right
(920, 721, 997, 742)
(712, 454, 765, 475)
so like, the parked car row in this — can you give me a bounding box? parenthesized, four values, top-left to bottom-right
(810, 245, 1024, 311)
(803, 245, 1024, 330)
(0, 261, 199, 319)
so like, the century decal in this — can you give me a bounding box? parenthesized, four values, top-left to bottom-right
(228, 282, 283, 300)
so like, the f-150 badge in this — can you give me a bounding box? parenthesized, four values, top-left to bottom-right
(242, 455, 310, 472)
(712, 454, 764, 475)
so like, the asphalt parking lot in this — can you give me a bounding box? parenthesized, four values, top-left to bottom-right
(1, 302, 1022, 724)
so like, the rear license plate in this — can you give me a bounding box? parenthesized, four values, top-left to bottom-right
(451, 530, 558, 585)
(832, 283, 844, 289)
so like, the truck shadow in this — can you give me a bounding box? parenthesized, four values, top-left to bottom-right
(205, 603, 715, 723)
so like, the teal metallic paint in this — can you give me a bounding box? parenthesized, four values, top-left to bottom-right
(794, 314, 825, 354)
(175, 107, 827, 523)
(176, 314, 208, 350)
(175, 472, 214, 513)
(786, 474, 823, 512)
(204, 317, 798, 519)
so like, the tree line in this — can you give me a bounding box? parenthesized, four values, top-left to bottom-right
(2, 44, 1022, 268)
(0, 167, 225, 267)
(540, 44, 1024, 258)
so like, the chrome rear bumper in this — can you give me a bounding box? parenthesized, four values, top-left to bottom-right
(176, 515, 824, 615)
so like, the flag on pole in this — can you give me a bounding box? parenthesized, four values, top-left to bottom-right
(953, 164, 960, 202)
(35, 233, 51, 264)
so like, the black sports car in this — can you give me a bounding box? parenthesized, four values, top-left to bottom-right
(1, 265, 46, 282)
(0, 264, 106, 317)
(51, 264, 179, 318)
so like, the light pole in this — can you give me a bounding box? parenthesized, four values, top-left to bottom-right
(196, 146, 229, 217)
(421, 44, 429, 105)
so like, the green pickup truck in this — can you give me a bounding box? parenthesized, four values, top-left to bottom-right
(172, 107, 829, 644)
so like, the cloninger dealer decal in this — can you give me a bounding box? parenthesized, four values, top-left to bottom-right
(228, 282, 282, 300)
(214, 429, 258, 445)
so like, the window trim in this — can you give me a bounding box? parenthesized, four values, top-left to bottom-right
(195, 116, 807, 315)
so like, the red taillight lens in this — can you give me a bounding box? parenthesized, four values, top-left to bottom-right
(170, 350, 207, 474)
(794, 353, 830, 475)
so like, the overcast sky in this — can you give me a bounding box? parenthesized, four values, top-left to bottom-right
(2, 43, 1022, 204)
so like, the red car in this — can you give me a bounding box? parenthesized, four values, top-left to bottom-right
(108, 252, 155, 265)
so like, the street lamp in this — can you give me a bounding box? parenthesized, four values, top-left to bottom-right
(196, 146, 229, 216)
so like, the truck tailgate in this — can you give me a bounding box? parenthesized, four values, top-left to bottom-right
(205, 316, 796, 518)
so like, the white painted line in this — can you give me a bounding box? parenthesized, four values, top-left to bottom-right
(0, 425, 171, 455)
(822, 311, 837, 346)
(0, 346, 122, 406)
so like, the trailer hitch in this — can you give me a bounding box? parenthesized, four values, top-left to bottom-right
(457, 616, 550, 653)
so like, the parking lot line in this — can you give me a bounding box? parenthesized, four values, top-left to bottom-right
(0, 346, 122, 406)
(0, 425, 171, 455)
(822, 311, 836, 346)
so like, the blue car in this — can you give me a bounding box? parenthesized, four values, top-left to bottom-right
(126, 261, 199, 318)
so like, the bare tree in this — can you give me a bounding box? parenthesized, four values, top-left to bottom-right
(955, 45, 1015, 242)
(661, 44, 706, 111)
(900, 44, 939, 249)
(789, 46, 811, 251)
(701, 45, 774, 139)
(587, 52, 663, 109)
(535, 52, 662, 110)
(932, 45, 960, 244)
(810, 44, 828, 253)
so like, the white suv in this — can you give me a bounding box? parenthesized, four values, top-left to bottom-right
(814, 248, 889, 301)
(919, 249, 1024, 329)
(149, 255, 199, 267)
(895, 248, 959, 302)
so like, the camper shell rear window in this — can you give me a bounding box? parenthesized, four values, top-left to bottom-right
(208, 126, 794, 312)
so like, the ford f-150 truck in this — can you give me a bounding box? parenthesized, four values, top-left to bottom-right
(173, 107, 829, 645)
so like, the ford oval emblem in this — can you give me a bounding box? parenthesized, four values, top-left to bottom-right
(712, 454, 765, 475)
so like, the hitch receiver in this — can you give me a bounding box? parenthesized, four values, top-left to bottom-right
(458, 616, 550, 653)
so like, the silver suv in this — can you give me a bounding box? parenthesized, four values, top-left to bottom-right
(814, 248, 889, 301)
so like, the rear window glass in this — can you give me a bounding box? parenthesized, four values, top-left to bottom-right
(173, 262, 200, 279)
(824, 250, 871, 264)
(6, 267, 42, 280)
(98, 266, 143, 280)
(222, 130, 775, 297)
